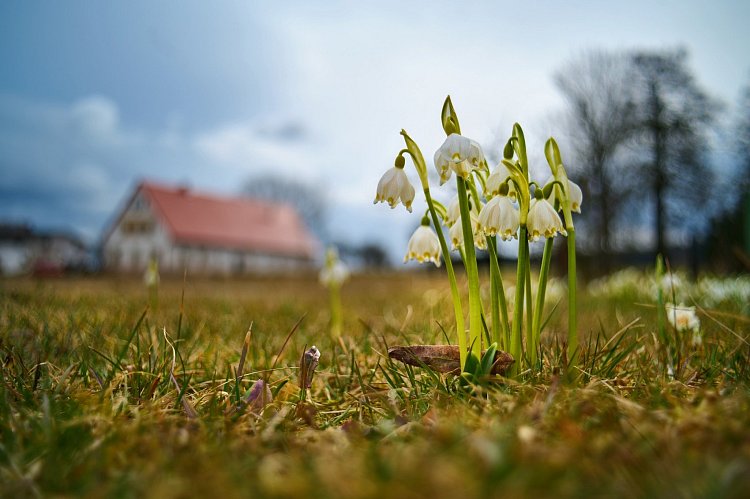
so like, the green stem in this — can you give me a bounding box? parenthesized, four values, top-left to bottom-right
(330, 283, 342, 337)
(456, 176, 482, 365)
(567, 228, 578, 375)
(424, 188, 467, 367)
(486, 236, 507, 348)
(491, 238, 511, 349)
(525, 256, 533, 369)
(530, 237, 554, 370)
(510, 226, 528, 376)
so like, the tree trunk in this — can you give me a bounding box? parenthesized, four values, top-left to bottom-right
(650, 81, 668, 259)
(595, 152, 611, 274)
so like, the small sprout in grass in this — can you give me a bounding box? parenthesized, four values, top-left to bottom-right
(299, 345, 321, 392)
(296, 345, 321, 424)
(245, 379, 273, 412)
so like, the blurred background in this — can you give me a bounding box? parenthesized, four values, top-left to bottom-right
(1, 0, 748, 277)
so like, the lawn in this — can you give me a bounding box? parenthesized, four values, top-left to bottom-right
(1, 271, 749, 498)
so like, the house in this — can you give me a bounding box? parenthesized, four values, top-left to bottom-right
(0, 223, 89, 276)
(102, 181, 320, 274)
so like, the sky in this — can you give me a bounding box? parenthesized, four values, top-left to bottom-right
(1, 0, 748, 263)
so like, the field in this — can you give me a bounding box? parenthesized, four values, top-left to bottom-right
(1, 270, 749, 498)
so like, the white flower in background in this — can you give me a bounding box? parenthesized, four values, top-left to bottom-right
(660, 273, 682, 292)
(478, 195, 519, 240)
(449, 213, 486, 251)
(144, 258, 159, 287)
(444, 195, 461, 227)
(544, 176, 583, 213)
(485, 164, 516, 200)
(404, 223, 442, 267)
(319, 248, 350, 287)
(665, 303, 700, 334)
(434, 133, 486, 185)
(527, 198, 566, 242)
(374, 166, 415, 212)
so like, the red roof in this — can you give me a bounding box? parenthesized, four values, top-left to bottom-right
(138, 181, 318, 259)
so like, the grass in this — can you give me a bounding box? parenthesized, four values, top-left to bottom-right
(1, 271, 749, 498)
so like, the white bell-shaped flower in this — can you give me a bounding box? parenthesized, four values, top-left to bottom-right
(544, 176, 583, 213)
(527, 198, 566, 242)
(434, 133, 486, 185)
(449, 213, 486, 251)
(374, 167, 415, 212)
(444, 195, 461, 227)
(665, 303, 700, 333)
(485, 164, 516, 200)
(404, 224, 442, 267)
(319, 248, 350, 287)
(478, 195, 520, 240)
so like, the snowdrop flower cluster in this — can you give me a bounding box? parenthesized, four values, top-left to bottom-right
(372, 96, 583, 376)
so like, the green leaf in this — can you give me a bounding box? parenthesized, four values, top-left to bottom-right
(441, 95, 461, 135)
(512, 123, 528, 167)
(544, 137, 562, 171)
(463, 350, 480, 376)
(400, 129, 427, 175)
(480, 343, 498, 376)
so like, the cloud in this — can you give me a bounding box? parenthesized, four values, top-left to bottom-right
(70, 96, 120, 141)
(192, 119, 323, 182)
(0, 94, 343, 244)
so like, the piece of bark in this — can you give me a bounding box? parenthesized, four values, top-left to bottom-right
(388, 345, 514, 375)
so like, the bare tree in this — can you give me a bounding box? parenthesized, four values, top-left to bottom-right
(241, 174, 327, 238)
(554, 51, 640, 265)
(707, 77, 750, 269)
(737, 79, 750, 191)
(630, 49, 721, 258)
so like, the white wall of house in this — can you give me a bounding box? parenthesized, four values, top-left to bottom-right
(1, 238, 88, 275)
(103, 192, 172, 273)
(0, 243, 29, 275)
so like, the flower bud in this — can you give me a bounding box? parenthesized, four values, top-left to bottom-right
(503, 140, 514, 160)
(395, 154, 406, 169)
(299, 345, 321, 390)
